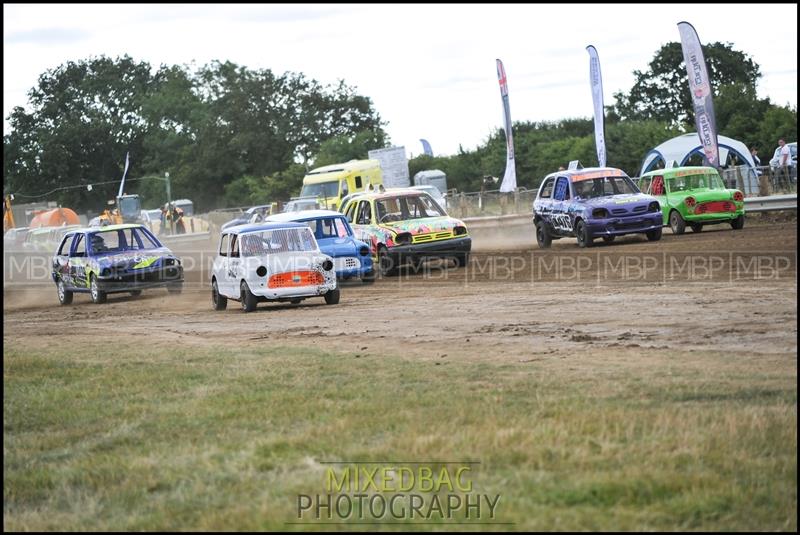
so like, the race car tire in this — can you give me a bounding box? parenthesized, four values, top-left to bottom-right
(324, 288, 341, 305)
(361, 270, 376, 284)
(129, 290, 142, 297)
(730, 214, 745, 230)
(240, 281, 258, 312)
(291, 298, 303, 304)
(455, 252, 470, 268)
(212, 279, 227, 311)
(535, 220, 552, 249)
(57, 279, 73, 305)
(378, 246, 397, 277)
(669, 210, 686, 235)
(90, 274, 107, 304)
(690, 223, 703, 233)
(602, 235, 615, 244)
(167, 283, 183, 295)
(646, 227, 663, 241)
(575, 220, 593, 248)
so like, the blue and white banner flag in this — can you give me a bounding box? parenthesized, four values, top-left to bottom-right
(496, 58, 517, 192)
(678, 21, 720, 168)
(586, 45, 607, 168)
(420, 139, 433, 157)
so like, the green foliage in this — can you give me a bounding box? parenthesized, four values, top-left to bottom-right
(4, 56, 387, 212)
(313, 129, 389, 168)
(221, 164, 307, 208)
(612, 41, 761, 127)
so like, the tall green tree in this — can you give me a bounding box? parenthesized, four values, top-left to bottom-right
(612, 41, 761, 128)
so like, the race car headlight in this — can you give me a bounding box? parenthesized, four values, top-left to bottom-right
(322, 260, 334, 271)
(395, 232, 412, 246)
(453, 225, 467, 236)
(648, 201, 660, 213)
(733, 191, 744, 202)
(359, 246, 370, 256)
(165, 258, 175, 266)
(685, 196, 697, 208)
(256, 266, 267, 278)
(592, 208, 609, 219)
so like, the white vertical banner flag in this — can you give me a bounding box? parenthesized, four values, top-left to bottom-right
(496, 59, 517, 192)
(118, 151, 130, 198)
(586, 45, 607, 168)
(678, 21, 720, 168)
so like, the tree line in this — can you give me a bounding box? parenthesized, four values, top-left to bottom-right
(3, 43, 796, 212)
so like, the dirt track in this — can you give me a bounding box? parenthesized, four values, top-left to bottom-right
(4, 219, 797, 362)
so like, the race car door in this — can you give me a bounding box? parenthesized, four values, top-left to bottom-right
(53, 233, 74, 288)
(550, 176, 574, 235)
(215, 233, 233, 297)
(67, 233, 89, 290)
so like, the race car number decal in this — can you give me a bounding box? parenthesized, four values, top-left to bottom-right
(551, 214, 573, 232)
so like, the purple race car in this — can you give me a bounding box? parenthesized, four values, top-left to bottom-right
(532, 167, 663, 248)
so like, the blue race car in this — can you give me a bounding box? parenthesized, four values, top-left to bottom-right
(532, 167, 663, 248)
(267, 210, 375, 282)
(51, 224, 184, 304)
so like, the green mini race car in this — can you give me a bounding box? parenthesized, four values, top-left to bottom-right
(638, 166, 745, 234)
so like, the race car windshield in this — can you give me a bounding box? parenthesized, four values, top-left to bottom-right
(300, 181, 339, 199)
(304, 217, 350, 239)
(375, 195, 445, 223)
(669, 173, 726, 192)
(572, 176, 638, 199)
(240, 227, 318, 256)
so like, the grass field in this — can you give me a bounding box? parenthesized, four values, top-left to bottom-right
(4, 340, 796, 531)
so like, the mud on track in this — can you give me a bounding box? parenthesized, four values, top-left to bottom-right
(3, 218, 796, 362)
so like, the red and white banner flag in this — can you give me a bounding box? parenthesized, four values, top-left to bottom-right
(496, 58, 517, 192)
(678, 21, 720, 168)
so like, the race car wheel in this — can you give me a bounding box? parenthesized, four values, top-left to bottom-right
(646, 227, 663, 241)
(575, 220, 593, 248)
(167, 283, 183, 294)
(240, 281, 258, 312)
(57, 279, 73, 305)
(89, 274, 107, 304)
(535, 220, 552, 249)
(602, 235, 615, 244)
(690, 223, 703, 233)
(129, 290, 142, 297)
(361, 269, 376, 284)
(212, 280, 227, 311)
(290, 298, 303, 304)
(324, 288, 341, 305)
(455, 252, 470, 268)
(730, 214, 745, 230)
(669, 210, 686, 235)
(378, 246, 396, 277)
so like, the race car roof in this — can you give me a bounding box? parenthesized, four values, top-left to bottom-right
(267, 209, 345, 222)
(547, 167, 629, 182)
(223, 221, 307, 234)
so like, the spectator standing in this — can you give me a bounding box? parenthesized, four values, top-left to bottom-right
(775, 139, 792, 191)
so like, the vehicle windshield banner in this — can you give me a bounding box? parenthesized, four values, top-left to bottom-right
(678, 21, 720, 168)
(496, 58, 517, 193)
(586, 45, 607, 168)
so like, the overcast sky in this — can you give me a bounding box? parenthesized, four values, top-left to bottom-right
(3, 3, 797, 158)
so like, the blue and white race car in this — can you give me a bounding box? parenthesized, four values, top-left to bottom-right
(267, 209, 375, 283)
(532, 167, 663, 248)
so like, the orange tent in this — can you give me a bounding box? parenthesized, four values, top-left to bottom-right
(29, 207, 80, 228)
